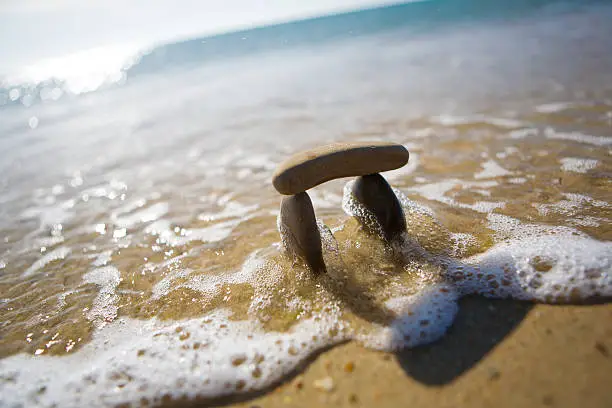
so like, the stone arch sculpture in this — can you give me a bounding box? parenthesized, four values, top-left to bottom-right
(272, 142, 410, 274)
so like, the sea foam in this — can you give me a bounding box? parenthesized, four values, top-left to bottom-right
(2, 183, 611, 408)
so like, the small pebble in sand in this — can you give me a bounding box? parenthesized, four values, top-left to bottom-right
(594, 341, 608, 357)
(542, 395, 555, 406)
(323, 359, 332, 370)
(313, 376, 335, 392)
(349, 393, 359, 404)
(488, 368, 501, 381)
(344, 361, 355, 373)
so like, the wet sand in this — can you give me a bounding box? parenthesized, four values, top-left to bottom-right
(2, 2, 612, 406)
(229, 299, 612, 408)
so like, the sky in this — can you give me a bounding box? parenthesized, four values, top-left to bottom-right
(0, 0, 404, 73)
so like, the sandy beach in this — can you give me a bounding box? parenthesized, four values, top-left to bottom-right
(227, 300, 612, 408)
(1, 1, 611, 407)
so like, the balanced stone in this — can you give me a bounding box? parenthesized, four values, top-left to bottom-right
(351, 174, 406, 243)
(272, 142, 409, 195)
(278, 192, 326, 274)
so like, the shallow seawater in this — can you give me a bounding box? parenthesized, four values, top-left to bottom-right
(1, 1, 612, 407)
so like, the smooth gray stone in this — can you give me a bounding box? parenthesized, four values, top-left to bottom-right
(351, 173, 406, 242)
(273, 142, 409, 195)
(278, 192, 325, 274)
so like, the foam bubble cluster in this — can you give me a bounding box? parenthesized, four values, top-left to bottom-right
(22, 247, 71, 277)
(446, 234, 612, 301)
(0, 310, 348, 408)
(358, 282, 459, 350)
(82, 266, 121, 324)
(1, 182, 610, 407)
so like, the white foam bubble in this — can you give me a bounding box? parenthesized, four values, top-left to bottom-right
(447, 232, 612, 302)
(89, 250, 113, 267)
(151, 267, 193, 299)
(431, 114, 524, 128)
(563, 193, 608, 208)
(560, 157, 598, 173)
(536, 200, 577, 217)
(486, 213, 584, 241)
(533, 193, 608, 222)
(0, 309, 348, 408)
(508, 128, 539, 139)
(393, 186, 436, 218)
(571, 216, 601, 227)
(20, 202, 75, 229)
(468, 201, 505, 213)
(113, 202, 169, 228)
(474, 159, 511, 179)
(450, 233, 477, 257)
(235, 154, 277, 171)
(145, 219, 242, 246)
(545, 127, 612, 146)
(81, 180, 128, 201)
(358, 282, 459, 350)
(197, 201, 259, 222)
(82, 266, 121, 324)
(22, 247, 71, 277)
(341, 181, 386, 239)
(341, 181, 436, 243)
(182, 222, 242, 244)
(508, 177, 527, 184)
(412, 128, 436, 138)
(347, 185, 611, 305)
(407, 179, 503, 213)
(181, 250, 266, 298)
(535, 102, 576, 113)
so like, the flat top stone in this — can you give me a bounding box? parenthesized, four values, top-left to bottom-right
(272, 142, 409, 195)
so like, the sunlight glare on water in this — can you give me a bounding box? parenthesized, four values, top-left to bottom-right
(1, 43, 143, 99)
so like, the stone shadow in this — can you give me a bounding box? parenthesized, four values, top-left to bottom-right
(394, 296, 533, 385)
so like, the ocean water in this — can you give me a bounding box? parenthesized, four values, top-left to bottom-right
(1, 0, 611, 406)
